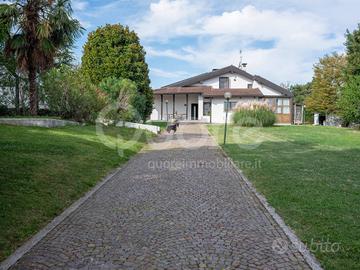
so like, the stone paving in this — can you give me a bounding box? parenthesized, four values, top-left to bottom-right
(11, 124, 311, 269)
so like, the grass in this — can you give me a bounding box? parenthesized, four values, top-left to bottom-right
(208, 125, 360, 270)
(0, 124, 153, 261)
(146, 120, 167, 131)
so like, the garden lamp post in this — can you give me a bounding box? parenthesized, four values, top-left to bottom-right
(223, 92, 232, 145)
(165, 100, 169, 121)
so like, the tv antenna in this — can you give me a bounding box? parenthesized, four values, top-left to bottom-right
(238, 50, 248, 70)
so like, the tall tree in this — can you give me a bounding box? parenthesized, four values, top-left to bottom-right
(338, 76, 360, 124)
(289, 82, 312, 105)
(0, 0, 82, 115)
(0, 28, 21, 113)
(305, 53, 347, 114)
(82, 24, 153, 120)
(345, 24, 360, 76)
(338, 24, 360, 124)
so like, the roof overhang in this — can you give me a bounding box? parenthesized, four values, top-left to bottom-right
(160, 65, 293, 97)
(154, 87, 264, 98)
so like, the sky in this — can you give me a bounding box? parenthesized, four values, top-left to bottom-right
(71, 0, 360, 88)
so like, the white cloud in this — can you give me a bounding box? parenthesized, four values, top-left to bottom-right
(79, 20, 92, 29)
(136, 2, 346, 84)
(72, 1, 89, 11)
(146, 46, 194, 62)
(150, 68, 190, 79)
(134, 0, 206, 40)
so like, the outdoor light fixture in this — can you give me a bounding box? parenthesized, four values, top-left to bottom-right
(224, 92, 232, 100)
(223, 92, 232, 145)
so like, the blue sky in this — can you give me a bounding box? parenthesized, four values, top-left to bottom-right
(72, 0, 360, 88)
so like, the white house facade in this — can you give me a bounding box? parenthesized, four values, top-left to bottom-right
(150, 65, 293, 124)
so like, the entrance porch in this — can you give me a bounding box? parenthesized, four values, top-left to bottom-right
(151, 92, 212, 122)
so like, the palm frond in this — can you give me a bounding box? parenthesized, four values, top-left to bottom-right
(37, 20, 52, 39)
(8, 33, 26, 50)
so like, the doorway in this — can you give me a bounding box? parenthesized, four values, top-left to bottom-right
(191, 104, 198, 120)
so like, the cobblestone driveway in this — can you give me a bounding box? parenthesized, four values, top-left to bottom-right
(11, 124, 311, 269)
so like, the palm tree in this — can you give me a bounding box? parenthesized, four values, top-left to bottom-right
(0, 0, 82, 115)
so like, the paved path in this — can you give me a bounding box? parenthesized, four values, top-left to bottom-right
(11, 124, 311, 269)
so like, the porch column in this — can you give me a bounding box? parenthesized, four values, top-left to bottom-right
(210, 97, 213, 123)
(160, 94, 163, 120)
(186, 94, 189, 120)
(198, 94, 203, 121)
(173, 94, 175, 118)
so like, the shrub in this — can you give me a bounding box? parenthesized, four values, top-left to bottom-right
(42, 66, 107, 123)
(98, 77, 144, 122)
(338, 75, 360, 125)
(232, 101, 276, 127)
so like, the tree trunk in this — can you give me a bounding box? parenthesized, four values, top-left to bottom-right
(15, 74, 20, 114)
(28, 66, 37, 115)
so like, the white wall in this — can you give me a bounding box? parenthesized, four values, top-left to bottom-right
(253, 81, 281, 96)
(191, 73, 282, 97)
(150, 94, 199, 120)
(192, 73, 253, 89)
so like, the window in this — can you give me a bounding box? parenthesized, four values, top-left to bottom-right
(276, 98, 290, 114)
(247, 83, 253, 88)
(203, 102, 211, 116)
(219, 77, 230, 89)
(224, 101, 237, 112)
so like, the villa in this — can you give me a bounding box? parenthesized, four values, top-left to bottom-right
(150, 65, 294, 124)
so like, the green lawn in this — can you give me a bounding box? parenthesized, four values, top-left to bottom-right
(0, 124, 153, 261)
(146, 120, 167, 131)
(208, 125, 360, 270)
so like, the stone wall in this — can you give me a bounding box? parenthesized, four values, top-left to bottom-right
(324, 114, 342, 127)
(0, 118, 79, 128)
(116, 121, 160, 134)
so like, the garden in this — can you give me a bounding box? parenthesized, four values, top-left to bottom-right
(0, 1, 156, 261)
(208, 124, 360, 270)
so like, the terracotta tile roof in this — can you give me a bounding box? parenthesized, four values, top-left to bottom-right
(203, 88, 264, 97)
(154, 87, 264, 97)
(154, 86, 212, 95)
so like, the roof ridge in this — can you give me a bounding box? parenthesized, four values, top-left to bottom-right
(163, 65, 254, 88)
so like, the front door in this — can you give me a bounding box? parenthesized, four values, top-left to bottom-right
(191, 104, 198, 120)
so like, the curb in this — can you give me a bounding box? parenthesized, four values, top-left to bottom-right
(206, 128, 323, 270)
(0, 152, 143, 270)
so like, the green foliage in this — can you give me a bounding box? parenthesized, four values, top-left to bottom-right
(98, 77, 144, 122)
(0, 0, 83, 115)
(81, 24, 153, 119)
(42, 66, 107, 123)
(305, 53, 347, 114)
(338, 75, 360, 124)
(289, 82, 312, 105)
(345, 24, 360, 76)
(339, 24, 360, 125)
(99, 77, 136, 101)
(233, 107, 276, 127)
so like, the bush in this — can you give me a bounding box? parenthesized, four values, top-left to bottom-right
(232, 101, 276, 127)
(98, 77, 146, 123)
(338, 75, 360, 125)
(42, 66, 107, 123)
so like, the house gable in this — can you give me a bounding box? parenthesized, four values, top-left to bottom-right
(192, 73, 254, 89)
(163, 65, 292, 97)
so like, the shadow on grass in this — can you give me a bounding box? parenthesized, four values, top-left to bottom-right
(0, 124, 152, 261)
